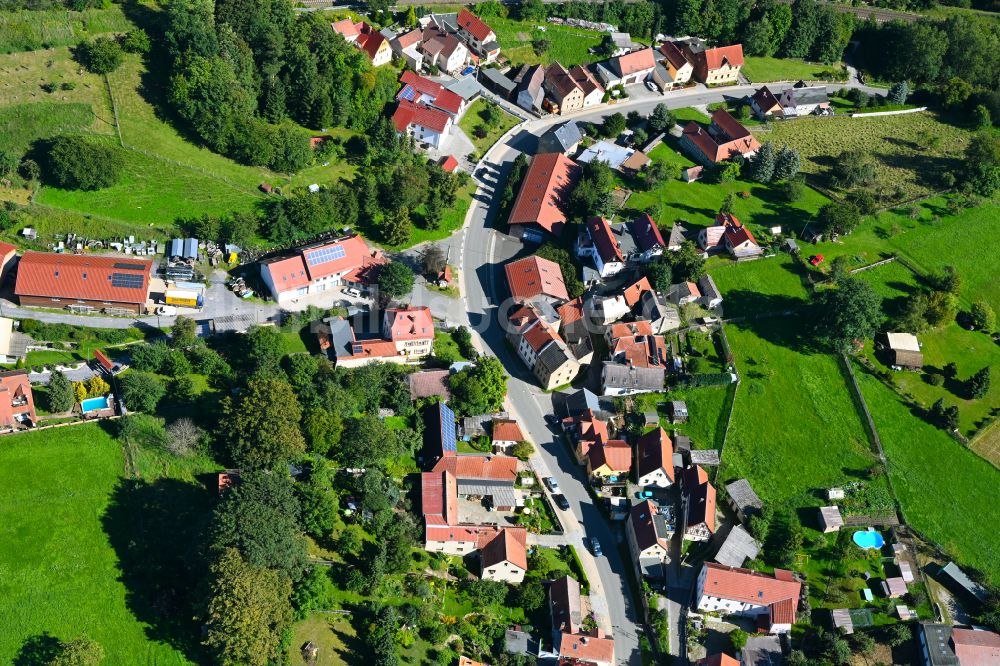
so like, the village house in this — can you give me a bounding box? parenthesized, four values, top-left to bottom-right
(258, 234, 386, 304)
(0, 369, 36, 429)
(491, 419, 525, 454)
(652, 41, 694, 92)
(578, 216, 625, 278)
(543, 62, 586, 115)
(670, 281, 701, 306)
(695, 562, 802, 633)
(750, 86, 782, 119)
(508, 304, 581, 390)
(313, 306, 434, 368)
(479, 527, 528, 583)
(333, 20, 392, 66)
(538, 120, 585, 154)
(420, 25, 469, 74)
(14, 252, 153, 314)
(507, 152, 580, 241)
(594, 47, 657, 88)
(391, 98, 454, 148)
(628, 500, 671, 579)
(570, 65, 605, 107)
(455, 8, 499, 63)
(752, 83, 831, 119)
(586, 438, 632, 486)
(698, 274, 724, 309)
(680, 109, 761, 165)
(698, 212, 763, 260)
(680, 39, 744, 85)
(622, 276, 653, 310)
(512, 64, 546, 113)
(505, 255, 569, 305)
(682, 465, 717, 541)
(550, 575, 616, 666)
(601, 362, 664, 396)
(397, 70, 466, 117)
(389, 28, 424, 69)
(639, 290, 681, 333)
(636, 427, 674, 488)
(564, 409, 610, 463)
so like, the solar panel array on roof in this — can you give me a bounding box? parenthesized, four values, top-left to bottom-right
(439, 402, 457, 453)
(306, 244, 347, 266)
(110, 273, 145, 289)
(113, 262, 148, 271)
(399, 85, 417, 101)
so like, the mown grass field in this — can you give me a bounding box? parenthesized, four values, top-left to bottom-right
(0, 5, 132, 53)
(634, 384, 732, 449)
(490, 16, 604, 66)
(758, 111, 972, 202)
(627, 138, 830, 243)
(742, 56, 847, 83)
(855, 367, 1000, 587)
(721, 320, 876, 504)
(0, 424, 196, 664)
(710, 255, 811, 320)
(458, 98, 519, 157)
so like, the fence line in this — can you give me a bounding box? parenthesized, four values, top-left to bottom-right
(850, 106, 927, 118)
(849, 256, 896, 274)
(103, 74, 124, 147)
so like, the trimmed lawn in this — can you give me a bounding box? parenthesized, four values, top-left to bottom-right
(854, 366, 1000, 587)
(742, 56, 846, 83)
(490, 16, 605, 66)
(758, 111, 972, 203)
(0, 424, 196, 664)
(458, 98, 519, 158)
(288, 614, 361, 666)
(710, 255, 812, 320)
(721, 320, 876, 505)
(635, 385, 732, 450)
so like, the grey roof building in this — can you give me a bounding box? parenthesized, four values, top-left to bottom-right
(713, 524, 761, 568)
(445, 76, 483, 101)
(689, 449, 720, 466)
(505, 628, 539, 656)
(725, 478, 763, 524)
(940, 561, 990, 603)
(601, 362, 664, 395)
(537, 120, 583, 154)
(668, 222, 687, 250)
(479, 67, 516, 98)
(919, 623, 960, 666)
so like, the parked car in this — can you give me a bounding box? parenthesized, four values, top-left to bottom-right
(156, 305, 177, 316)
(587, 538, 603, 556)
(544, 477, 560, 493)
(645, 80, 659, 93)
(553, 494, 570, 511)
(343, 287, 362, 297)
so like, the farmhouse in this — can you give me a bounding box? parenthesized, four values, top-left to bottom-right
(543, 62, 585, 115)
(725, 478, 763, 524)
(392, 98, 454, 148)
(512, 64, 546, 113)
(455, 8, 499, 63)
(314, 306, 435, 368)
(652, 41, 694, 91)
(505, 255, 569, 304)
(695, 563, 802, 633)
(14, 252, 152, 314)
(594, 47, 657, 87)
(570, 65, 605, 107)
(508, 152, 580, 241)
(259, 234, 384, 304)
(698, 213, 763, 260)
(681, 40, 744, 85)
(682, 465, 716, 541)
(0, 369, 36, 429)
(779, 84, 830, 116)
(627, 500, 671, 579)
(508, 304, 581, 390)
(680, 109, 761, 165)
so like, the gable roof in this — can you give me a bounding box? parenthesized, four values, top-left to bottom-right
(421, 470, 458, 525)
(683, 465, 717, 533)
(628, 213, 665, 252)
(457, 8, 494, 41)
(660, 41, 690, 69)
(398, 70, 464, 114)
(701, 563, 801, 622)
(631, 499, 670, 552)
(559, 633, 615, 664)
(408, 369, 451, 400)
(712, 109, 753, 142)
(15, 252, 152, 305)
(586, 216, 623, 264)
(394, 27, 423, 48)
(432, 454, 518, 482)
(713, 524, 761, 568)
(356, 24, 388, 60)
(588, 439, 632, 473)
(508, 153, 579, 233)
(385, 306, 434, 340)
(492, 419, 524, 442)
(616, 47, 656, 76)
(701, 44, 744, 71)
(725, 478, 763, 515)
(332, 18, 360, 39)
(608, 320, 654, 340)
(637, 428, 674, 482)
(570, 64, 603, 96)
(623, 276, 652, 308)
(557, 296, 586, 326)
(392, 99, 452, 133)
(480, 527, 528, 570)
(550, 575, 583, 634)
(952, 628, 1000, 666)
(751, 85, 780, 111)
(505, 255, 569, 302)
(297, 234, 374, 281)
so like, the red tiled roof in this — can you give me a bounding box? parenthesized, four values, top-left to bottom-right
(628, 213, 665, 252)
(480, 527, 528, 570)
(570, 64, 603, 96)
(421, 470, 458, 525)
(439, 155, 460, 172)
(711, 109, 752, 141)
(14, 252, 151, 305)
(637, 428, 674, 482)
(559, 633, 615, 663)
(588, 439, 631, 473)
(610, 334, 667, 369)
(457, 8, 494, 42)
(608, 320, 654, 341)
(660, 41, 690, 70)
(432, 455, 518, 481)
(94, 348, 114, 372)
(522, 318, 558, 353)
(570, 409, 609, 458)
(617, 47, 656, 76)
(952, 628, 1000, 666)
(425, 524, 484, 543)
(508, 153, 579, 234)
(356, 24, 388, 60)
(557, 297, 585, 326)
(586, 216, 623, 264)
(682, 112, 760, 164)
(331, 18, 359, 39)
(702, 44, 744, 71)
(505, 255, 569, 302)
(699, 654, 740, 666)
(492, 419, 524, 442)
(715, 212, 759, 249)
(385, 306, 434, 341)
(623, 276, 652, 308)
(0, 242, 16, 260)
(343, 339, 400, 360)
(631, 500, 668, 552)
(340, 250, 388, 286)
(300, 234, 374, 280)
(395, 28, 422, 48)
(702, 563, 801, 622)
(398, 70, 464, 114)
(392, 98, 452, 133)
(545, 61, 582, 101)
(684, 465, 716, 533)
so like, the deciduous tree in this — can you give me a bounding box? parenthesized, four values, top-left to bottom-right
(377, 261, 415, 300)
(220, 375, 305, 469)
(119, 371, 166, 413)
(817, 277, 884, 352)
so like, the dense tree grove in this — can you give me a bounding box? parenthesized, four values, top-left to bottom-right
(45, 136, 125, 191)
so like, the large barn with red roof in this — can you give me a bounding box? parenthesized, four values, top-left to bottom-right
(507, 152, 580, 241)
(695, 562, 802, 633)
(14, 252, 153, 314)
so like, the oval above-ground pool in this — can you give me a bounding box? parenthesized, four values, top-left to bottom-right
(853, 530, 885, 549)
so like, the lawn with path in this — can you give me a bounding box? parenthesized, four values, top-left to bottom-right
(0, 424, 199, 664)
(854, 366, 1000, 587)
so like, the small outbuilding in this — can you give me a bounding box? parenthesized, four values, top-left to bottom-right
(819, 505, 844, 533)
(725, 478, 763, 524)
(883, 576, 908, 598)
(831, 608, 854, 635)
(884, 332, 923, 370)
(669, 400, 688, 423)
(826, 487, 845, 500)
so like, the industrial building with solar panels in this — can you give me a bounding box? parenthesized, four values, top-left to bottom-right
(258, 234, 386, 305)
(13, 252, 153, 314)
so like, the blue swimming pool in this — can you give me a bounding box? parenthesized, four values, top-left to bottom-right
(853, 530, 885, 549)
(81, 395, 110, 413)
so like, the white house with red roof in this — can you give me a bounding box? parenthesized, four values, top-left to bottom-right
(420, 25, 469, 74)
(259, 234, 385, 305)
(331, 18, 360, 43)
(333, 20, 391, 66)
(508, 304, 581, 390)
(681, 109, 761, 165)
(636, 427, 674, 488)
(504, 255, 569, 304)
(679, 39, 744, 85)
(578, 216, 624, 278)
(695, 563, 802, 634)
(479, 527, 527, 583)
(491, 419, 525, 453)
(392, 98, 453, 148)
(390, 28, 424, 69)
(397, 70, 466, 117)
(698, 213, 763, 260)
(313, 305, 434, 368)
(627, 500, 671, 579)
(594, 47, 657, 87)
(508, 153, 580, 241)
(455, 8, 500, 63)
